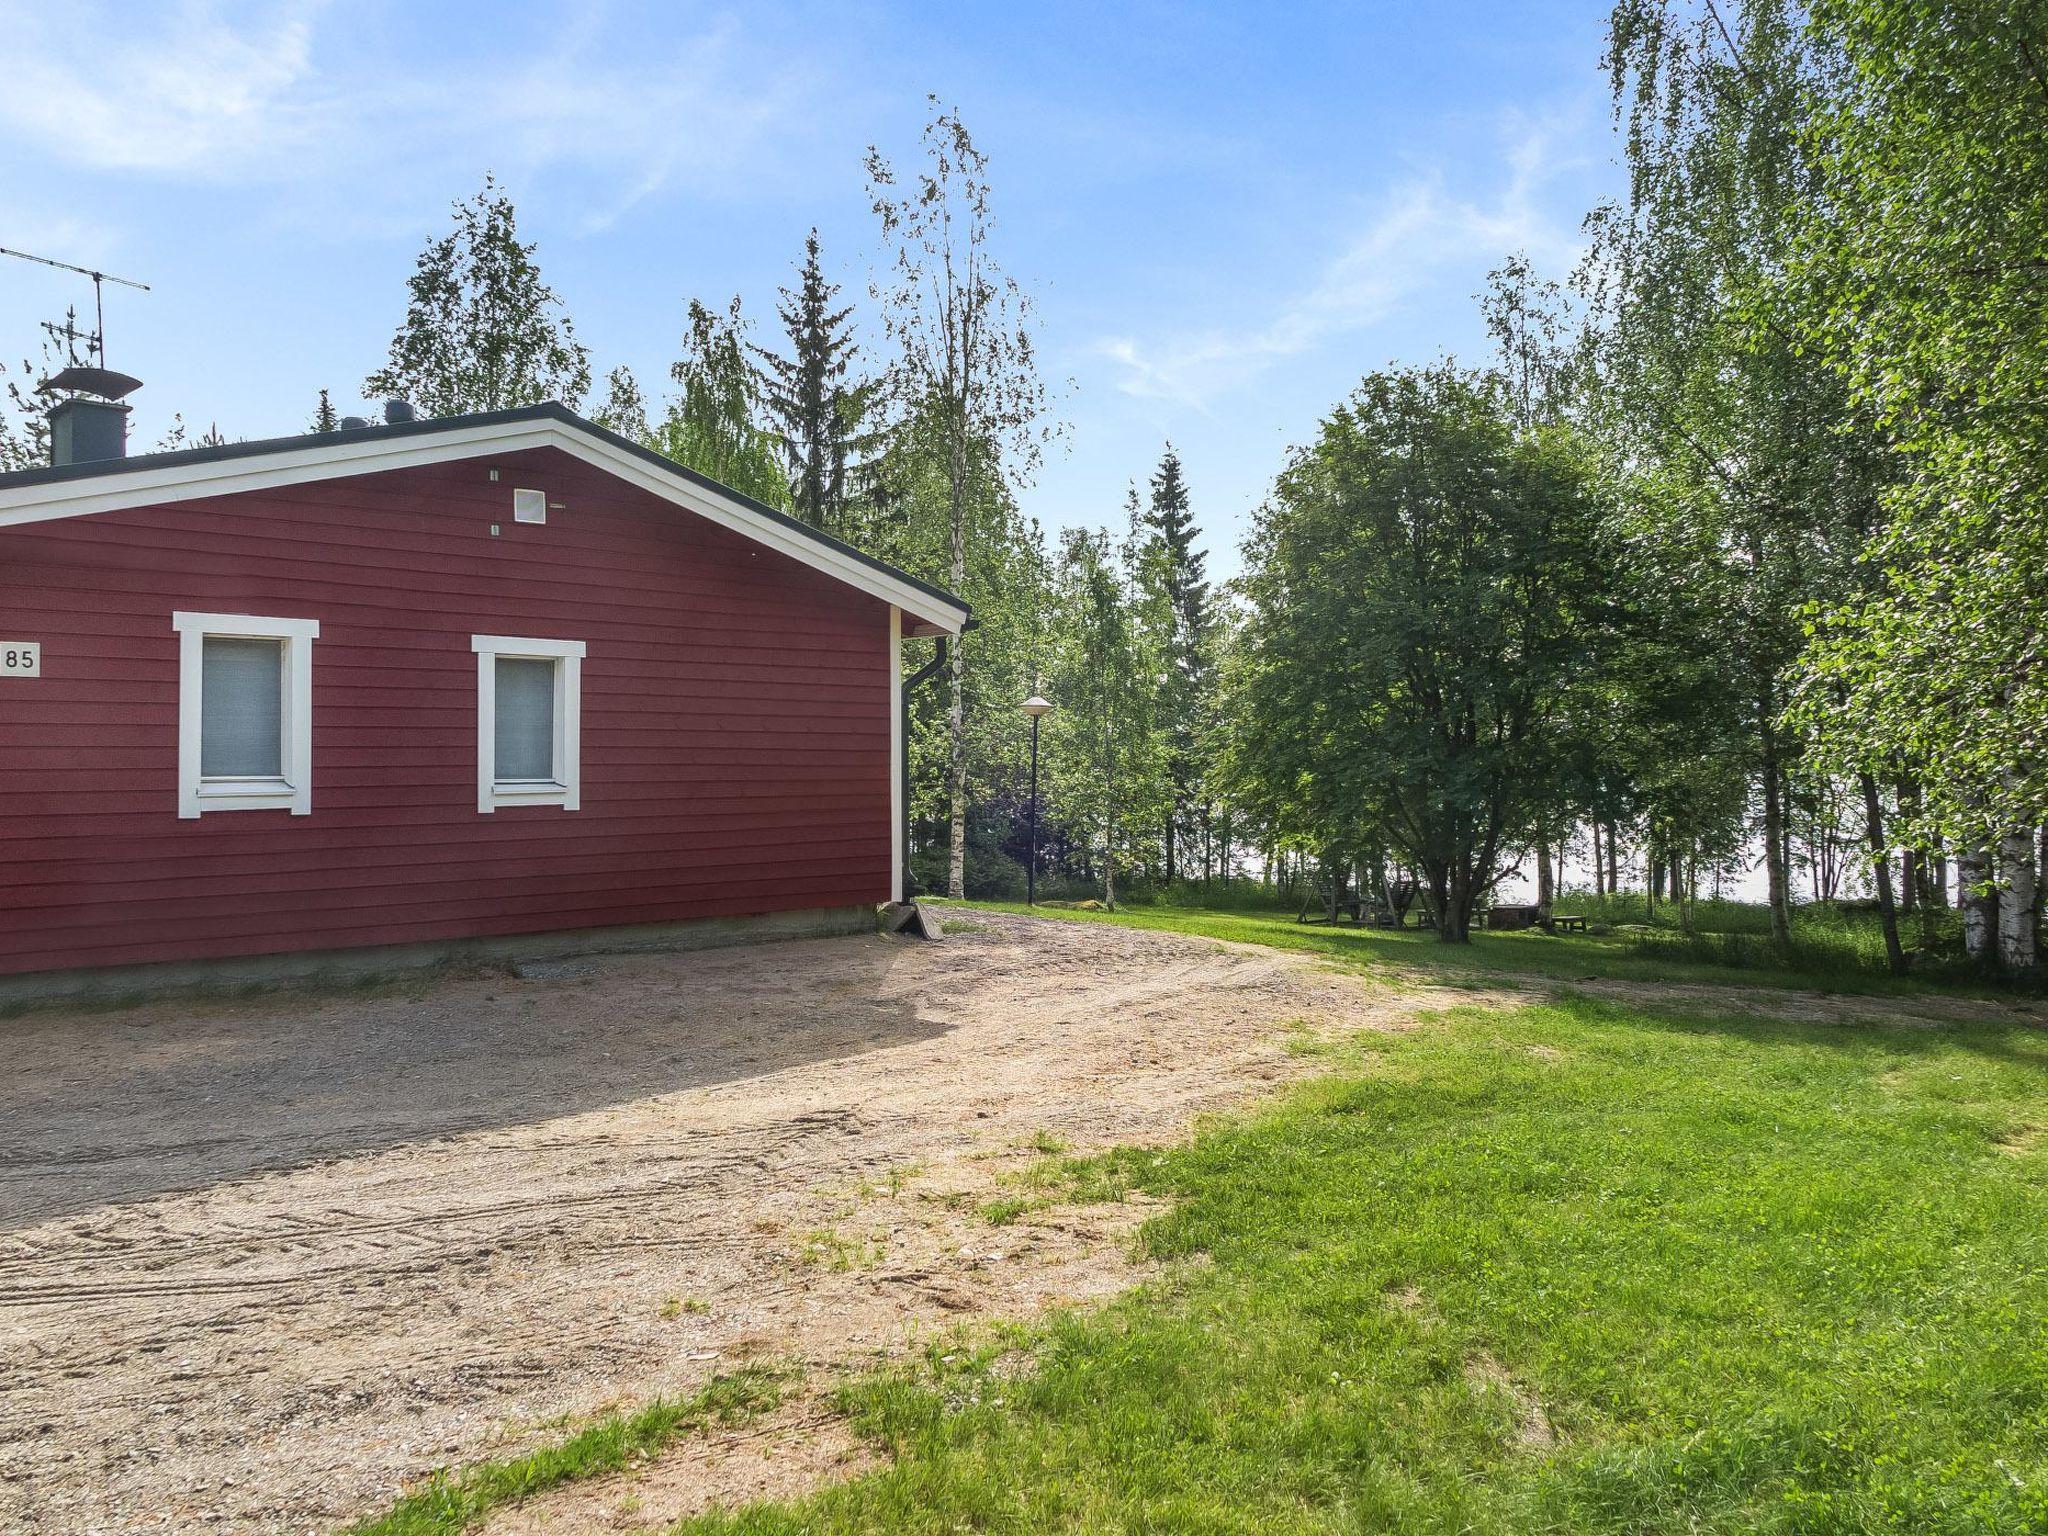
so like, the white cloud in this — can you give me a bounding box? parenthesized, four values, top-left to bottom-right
(0, 1, 833, 220)
(1096, 109, 1591, 409)
(0, 1, 328, 176)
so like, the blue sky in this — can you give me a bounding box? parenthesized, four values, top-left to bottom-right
(0, 0, 1622, 580)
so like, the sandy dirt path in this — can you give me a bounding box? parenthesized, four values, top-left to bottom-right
(0, 912, 1394, 1534)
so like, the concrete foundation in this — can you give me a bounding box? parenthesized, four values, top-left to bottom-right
(0, 904, 878, 1011)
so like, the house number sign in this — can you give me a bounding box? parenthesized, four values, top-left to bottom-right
(1, 642, 40, 677)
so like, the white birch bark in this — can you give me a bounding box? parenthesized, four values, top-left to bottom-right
(1998, 830, 2038, 973)
(1959, 847, 1996, 961)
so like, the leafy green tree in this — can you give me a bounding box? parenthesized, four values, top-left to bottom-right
(1787, 1, 2048, 972)
(859, 392, 1051, 897)
(1042, 526, 1167, 907)
(754, 230, 874, 533)
(1234, 365, 1611, 942)
(649, 298, 789, 510)
(365, 174, 591, 416)
(1590, 0, 1896, 952)
(867, 101, 1057, 898)
(0, 356, 51, 472)
(589, 365, 650, 442)
(1481, 252, 1588, 906)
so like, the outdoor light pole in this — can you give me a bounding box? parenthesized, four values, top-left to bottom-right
(1020, 693, 1053, 906)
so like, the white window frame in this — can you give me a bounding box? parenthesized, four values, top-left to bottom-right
(472, 634, 584, 813)
(173, 611, 319, 819)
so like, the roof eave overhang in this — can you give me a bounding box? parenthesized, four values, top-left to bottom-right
(0, 414, 969, 637)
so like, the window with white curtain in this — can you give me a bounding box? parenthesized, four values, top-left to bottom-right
(173, 612, 319, 818)
(471, 635, 584, 812)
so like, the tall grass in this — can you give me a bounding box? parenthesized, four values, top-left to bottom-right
(1601, 896, 2002, 985)
(1015, 879, 2017, 990)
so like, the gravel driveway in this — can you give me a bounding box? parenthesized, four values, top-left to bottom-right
(0, 912, 1386, 1534)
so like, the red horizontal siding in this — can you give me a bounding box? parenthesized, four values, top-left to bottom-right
(0, 445, 895, 976)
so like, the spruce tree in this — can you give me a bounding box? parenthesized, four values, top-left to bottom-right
(1144, 444, 1213, 882)
(754, 230, 865, 532)
(310, 390, 339, 433)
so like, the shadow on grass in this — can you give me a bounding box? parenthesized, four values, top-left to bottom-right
(951, 900, 2018, 1002)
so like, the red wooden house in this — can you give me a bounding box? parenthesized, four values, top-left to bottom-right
(0, 398, 965, 994)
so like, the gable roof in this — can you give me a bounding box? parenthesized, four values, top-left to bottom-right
(0, 402, 967, 636)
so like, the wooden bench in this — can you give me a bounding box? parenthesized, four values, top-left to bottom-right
(1547, 913, 1588, 934)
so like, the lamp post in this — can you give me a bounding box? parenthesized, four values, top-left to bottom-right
(1020, 692, 1053, 906)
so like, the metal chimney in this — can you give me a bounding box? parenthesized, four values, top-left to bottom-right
(41, 365, 141, 467)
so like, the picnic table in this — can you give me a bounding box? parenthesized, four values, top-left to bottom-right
(1547, 913, 1588, 933)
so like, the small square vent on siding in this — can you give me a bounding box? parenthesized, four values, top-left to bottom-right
(512, 488, 548, 525)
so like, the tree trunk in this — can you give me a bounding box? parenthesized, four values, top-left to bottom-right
(1930, 846, 1949, 908)
(1605, 820, 1620, 898)
(943, 431, 969, 900)
(1960, 847, 1997, 963)
(1104, 742, 1119, 910)
(1424, 864, 1455, 942)
(1897, 779, 1922, 911)
(1858, 772, 1907, 975)
(1439, 864, 1467, 944)
(1760, 728, 1792, 952)
(1999, 830, 2038, 974)
(1164, 817, 1176, 885)
(1535, 834, 1554, 914)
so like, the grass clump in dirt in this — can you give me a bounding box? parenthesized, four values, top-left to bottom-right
(671, 998, 2048, 1534)
(797, 1228, 886, 1272)
(341, 1369, 782, 1535)
(978, 1196, 1036, 1226)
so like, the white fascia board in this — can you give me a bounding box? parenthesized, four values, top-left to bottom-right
(0, 420, 969, 636)
(0, 419, 559, 527)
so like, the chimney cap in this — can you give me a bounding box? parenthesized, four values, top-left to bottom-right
(38, 364, 142, 401)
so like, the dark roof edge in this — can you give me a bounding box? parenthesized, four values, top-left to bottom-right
(0, 402, 968, 624)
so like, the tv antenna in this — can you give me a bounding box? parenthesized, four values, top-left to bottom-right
(0, 246, 151, 371)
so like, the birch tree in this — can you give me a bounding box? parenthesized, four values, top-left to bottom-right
(365, 175, 590, 415)
(650, 297, 789, 509)
(1043, 525, 1165, 908)
(1785, 2, 2048, 973)
(1592, 0, 1894, 954)
(866, 101, 1055, 898)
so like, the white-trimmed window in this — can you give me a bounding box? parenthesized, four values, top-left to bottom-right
(173, 612, 319, 819)
(472, 635, 584, 812)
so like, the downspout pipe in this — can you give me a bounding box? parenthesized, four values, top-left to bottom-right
(901, 621, 970, 900)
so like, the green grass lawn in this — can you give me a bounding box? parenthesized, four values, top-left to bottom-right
(347, 913, 2048, 1535)
(945, 898, 1990, 998)
(671, 995, 2048, 1534)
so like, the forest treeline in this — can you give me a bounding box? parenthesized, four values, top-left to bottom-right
(7, 7, 2037, 975)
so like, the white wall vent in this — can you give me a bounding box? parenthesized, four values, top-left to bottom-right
(512, 488, 548, 525)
